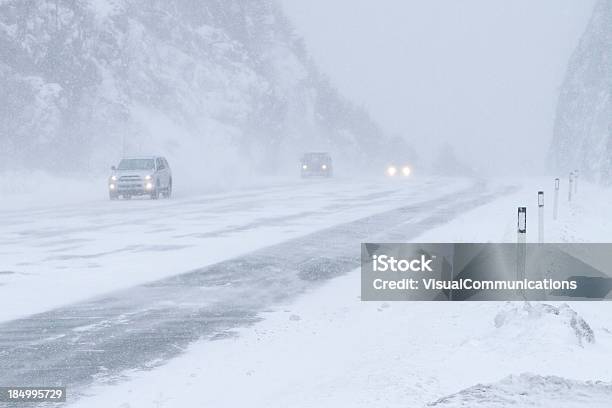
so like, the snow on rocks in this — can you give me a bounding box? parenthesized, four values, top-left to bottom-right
(427, 373, 612, 407)
(493, 302, 595, 347)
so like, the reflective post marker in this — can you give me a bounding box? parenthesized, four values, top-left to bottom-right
(574, 170, 579, 195)
(568, 172, 573, 202)
(538, 191, 544, 244)
(553, 178, 559, 220)
(517, 206, 527, 236)
(517, 207, 527, 299)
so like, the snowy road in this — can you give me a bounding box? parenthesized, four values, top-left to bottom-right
(0, 177, 475, 322)
(0, 178, 515, 395)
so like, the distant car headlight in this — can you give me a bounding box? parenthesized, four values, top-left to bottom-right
(402, 166, 411, 176)
(110, 175, 118, 181)
(109, 184, 116, 190)
(387, 166, 397, 176)
(321, 164, 327, 170)
(302, 164, 308, 170)
(144, 175, 153, 181)
(145, 182, 153, 190)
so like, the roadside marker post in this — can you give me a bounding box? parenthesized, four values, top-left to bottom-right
(517, 207, 527, 299)
(538, 192, 544, 244)
(553, 178, 559, 220)
(574, 170, 579, 195)
(568, 172, 573, 202)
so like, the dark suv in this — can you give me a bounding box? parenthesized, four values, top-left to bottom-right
(300, 152, 333, 178)
(108, 156, 172, 200)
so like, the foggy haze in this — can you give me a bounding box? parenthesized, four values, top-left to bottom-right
(0, 0, 390, 195)
(280, 0, 597, 175)
(2, 2, 612, 407)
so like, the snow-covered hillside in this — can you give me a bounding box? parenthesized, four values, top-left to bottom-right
(549, 0, 612, 183)
(0, 0, 387, 180)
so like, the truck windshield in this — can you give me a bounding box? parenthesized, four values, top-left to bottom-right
(303, 153, 330, 162)
(118, 159, 155, 170)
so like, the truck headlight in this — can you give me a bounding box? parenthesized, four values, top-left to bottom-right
(321, 164, 327, 170)
(109, 184, 116, 190)
(144, 175, 153, 181)
(145, 182, 153, 190)
(302, 164, 308, 170)
(110, 175, 117, 181)
(387, 166, 397, 176)
(402, 166, 411, 176)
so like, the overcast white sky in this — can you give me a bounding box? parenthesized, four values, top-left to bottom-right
(280, 0, 596, 175)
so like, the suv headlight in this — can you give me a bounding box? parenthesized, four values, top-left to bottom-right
(110, 175, 118, 181)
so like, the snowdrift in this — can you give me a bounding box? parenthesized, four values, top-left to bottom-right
(428, 373, 612, 407)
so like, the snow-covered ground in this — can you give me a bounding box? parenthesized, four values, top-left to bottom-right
(65, 177, 612, 408)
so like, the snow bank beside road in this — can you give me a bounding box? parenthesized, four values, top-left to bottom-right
(0, 170, 105, 210)
(493, 302, 595, 346)
(428, 374, 612, 407)
(415, 177, 612, 243)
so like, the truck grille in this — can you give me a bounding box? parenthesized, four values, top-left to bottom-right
(118, 175, 143, 189)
